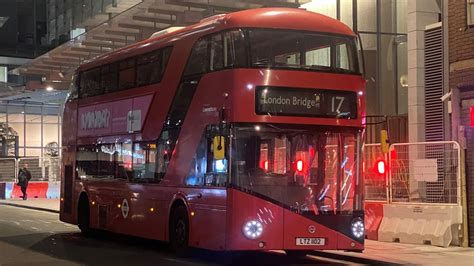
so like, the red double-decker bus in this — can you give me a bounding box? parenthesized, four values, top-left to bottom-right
(60, 8, 366, 255)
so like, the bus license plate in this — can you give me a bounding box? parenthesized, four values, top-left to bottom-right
(295, 237, 325, 246)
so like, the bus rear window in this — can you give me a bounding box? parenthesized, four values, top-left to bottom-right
(248, 29, 359, 74)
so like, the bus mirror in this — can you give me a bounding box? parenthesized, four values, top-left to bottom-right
(213, 136, 225, 160)
(380, 130, 389, 154)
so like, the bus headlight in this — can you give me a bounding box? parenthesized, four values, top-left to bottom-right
(243, 220, 263, 239)
(351, 218, 364, 239)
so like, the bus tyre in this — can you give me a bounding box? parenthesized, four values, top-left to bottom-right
(170, 205, 190, 256)
(285, 250, 307, 258)
(77, 197, 91, 236)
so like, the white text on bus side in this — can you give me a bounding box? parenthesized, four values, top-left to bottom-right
(80, 109, 110, 130)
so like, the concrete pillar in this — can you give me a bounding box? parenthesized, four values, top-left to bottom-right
(407, 0, 440, 142)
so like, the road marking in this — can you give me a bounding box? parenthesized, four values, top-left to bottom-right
(161, 257, 202, 265)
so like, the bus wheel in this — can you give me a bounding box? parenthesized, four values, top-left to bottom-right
(169, 205, 190, 256)
(77, 196, 91, 236)
(285, 250, 308, 258)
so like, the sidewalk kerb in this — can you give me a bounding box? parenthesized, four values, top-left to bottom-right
(0, 202, 59, 214)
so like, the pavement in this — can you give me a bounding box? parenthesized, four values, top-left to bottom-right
(316, 241, 474, 266)
(1, 198, 473, 265)
(0, 198, 60, 213)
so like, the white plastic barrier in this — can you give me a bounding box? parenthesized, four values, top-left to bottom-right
(378, 204, 462, 247)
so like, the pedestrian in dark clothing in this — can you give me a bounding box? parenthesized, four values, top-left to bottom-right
(17, 164, 32, 200)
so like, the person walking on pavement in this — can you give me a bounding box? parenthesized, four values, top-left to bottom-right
(17, 163, 32, 200)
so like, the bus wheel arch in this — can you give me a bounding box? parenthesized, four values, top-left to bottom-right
(77, 192, 91, 236)
(168, 199, 190, 255)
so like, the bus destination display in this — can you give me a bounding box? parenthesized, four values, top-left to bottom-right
(256, 86, 357, 119)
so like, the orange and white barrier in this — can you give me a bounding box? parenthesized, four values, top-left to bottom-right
(2, 182, 60, 199)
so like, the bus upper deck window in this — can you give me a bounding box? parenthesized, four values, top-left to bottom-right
(223, 30, 246, 68)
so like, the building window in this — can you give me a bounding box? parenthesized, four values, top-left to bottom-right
(468, 0, 474, 27)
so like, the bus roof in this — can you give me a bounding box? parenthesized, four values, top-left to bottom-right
(78, 8, 355, 72)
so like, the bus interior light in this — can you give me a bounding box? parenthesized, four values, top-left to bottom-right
(214, 159, 226, 172)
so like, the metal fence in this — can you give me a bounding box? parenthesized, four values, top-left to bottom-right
(0, 158, 16, 182)
(389, 141, 461, 205)
(0, 157, 60, 182)
(363, 143, 389, 202)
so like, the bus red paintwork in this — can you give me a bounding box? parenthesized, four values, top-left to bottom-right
(60, 7, 366, 253)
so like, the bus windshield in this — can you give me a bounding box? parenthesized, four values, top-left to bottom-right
(247, 29, 359, 74)
(231, 124, 361, 215)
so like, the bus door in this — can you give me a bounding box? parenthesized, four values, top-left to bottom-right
(184, 127, 228, 249)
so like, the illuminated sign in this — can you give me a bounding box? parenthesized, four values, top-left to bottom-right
(256, 86, 357, 119)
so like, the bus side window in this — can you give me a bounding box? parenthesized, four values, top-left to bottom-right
(210, 34, 223, 71)
(132, 142, 158, 182)
(80, 68, 101, 98)
(224, 29, 247, 68)
(67, 73, 79, 101)
(185, 133, 207, 186)
(76, 145, 98, 179)
(137, 49, 162, 86)
(97, 144, 116, 179)
(101, 63, 118, 93)
(137, 46, 173, 87)
(116, 143, 133, 180)
(184, 37, 210, 76)
(155, 129, 178, 179)
(118, 58, 136, 90)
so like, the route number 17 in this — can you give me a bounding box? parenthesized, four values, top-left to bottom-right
(331, 96, 345, 113)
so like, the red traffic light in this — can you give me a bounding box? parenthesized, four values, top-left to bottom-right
(296, 160, 304, 172)
(375, 160, 387, 175)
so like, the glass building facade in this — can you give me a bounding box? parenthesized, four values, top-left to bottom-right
(0, 101, 62, 157)
(302, 0, 408, 116)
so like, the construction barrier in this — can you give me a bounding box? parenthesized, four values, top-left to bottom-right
(0, 156, 61, 199)
(363, 144, 389, 202)
(364, 141, 465, 247)
(4, 182, 13, 199)
(46, 182, 60, 199)
(1, 181, 60, 199)
(364, 202, 385, 241)
(378, 204, 462, 247)
(10, 182, 50, 199)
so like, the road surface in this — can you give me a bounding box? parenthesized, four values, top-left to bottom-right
(0, 205, 360, 265)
